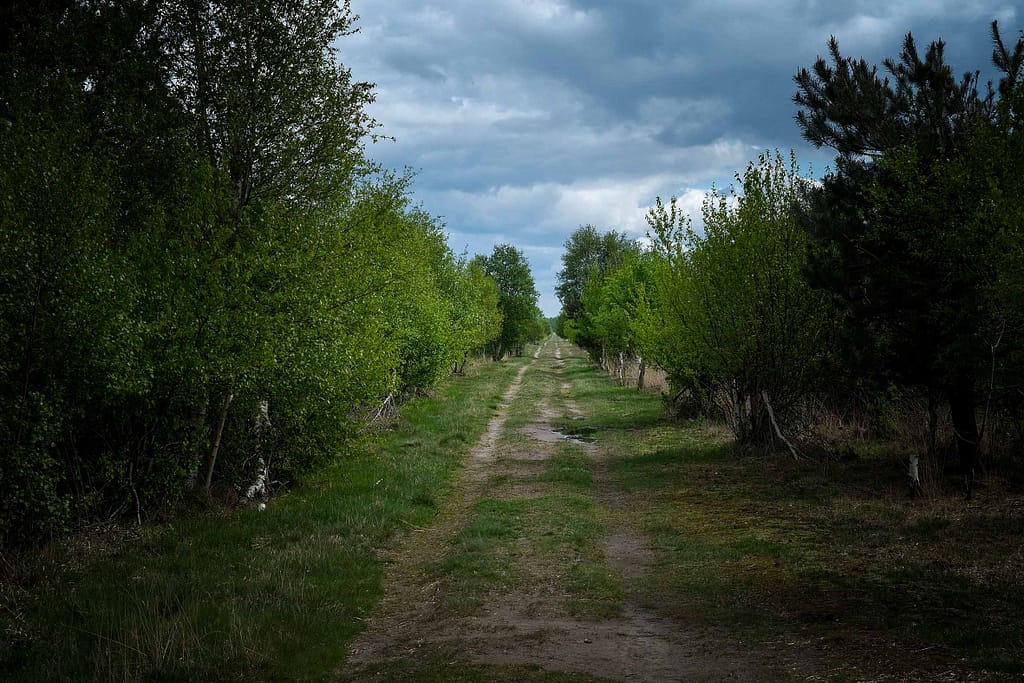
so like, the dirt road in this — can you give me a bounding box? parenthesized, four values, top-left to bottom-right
(341, 338, 778, 681)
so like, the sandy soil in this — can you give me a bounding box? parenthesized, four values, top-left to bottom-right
(340, 338, 781, 682)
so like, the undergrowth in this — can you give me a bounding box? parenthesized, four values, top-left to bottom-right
(0, 356, 526, 682)
(560, 347, 1024, 679)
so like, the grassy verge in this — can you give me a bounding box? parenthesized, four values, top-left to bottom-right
(426, 343, 621, 621)
(559, 345, 1024, 679)
(0, 356, 525, 682)
(14, 337, 1020, 681)
(623, 446, 1024, 677)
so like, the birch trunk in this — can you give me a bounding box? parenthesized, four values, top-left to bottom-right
(908, 397, 936, 497)
(907, 451, 923, 497)
(245, 400, 271, 500)
(762, 391, 798, 460)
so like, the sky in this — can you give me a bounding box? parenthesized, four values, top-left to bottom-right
(341, 1, 1019, 317)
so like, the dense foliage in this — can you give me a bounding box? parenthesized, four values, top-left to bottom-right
(0, 1, 513, 546)
(645, 152, 838, 445)
(559, 22, 1024, 490)
(473, 244, 545, 360)
(555, 225, 639, 360)
(794, 22, 1024, 491)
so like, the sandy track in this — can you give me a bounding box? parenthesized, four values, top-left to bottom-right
(340, 338, 776, 681)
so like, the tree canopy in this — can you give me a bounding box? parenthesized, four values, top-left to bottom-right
(555, 224, 639, 356)
(473, 244, 544, 360)
(793, 22, 1024, 490)
(643, 152, 837, 444)
(0, 0, 509, 546)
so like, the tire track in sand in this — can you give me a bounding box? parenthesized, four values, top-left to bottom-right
(341, 337, 776, 681)
(340, 341, 545, 679)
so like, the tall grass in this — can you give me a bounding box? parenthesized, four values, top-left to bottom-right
(0, 356, 526, 682)
(568, 349, 1024, 678)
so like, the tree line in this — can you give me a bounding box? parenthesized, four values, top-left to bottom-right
(0, 1, 543, 547)
(556, 22, 1024, 495)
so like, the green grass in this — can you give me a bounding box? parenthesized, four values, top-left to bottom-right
(0, 356, 527, 682)
(10, 337, 1021, 680)
(439, 339, 1017, 678)
(539, 446, 593, 490)
(426, 353, 622, 621)
(556, 345, 1024, 678)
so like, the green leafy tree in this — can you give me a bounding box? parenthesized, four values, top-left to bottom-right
(0, 0, 201, 540)
(555, 225, 638, 356)
(152, 0, 376, 493)
(580, 253, 657, 387)
(647, 152, 836, 447)
(794, 23, 1024, 489)
(445, 260, 504, 373)
(0, 0, 411, 543)
(474, 245, 540, 360)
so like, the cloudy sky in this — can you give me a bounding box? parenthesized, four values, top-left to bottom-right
(341, 1, 1018, 316)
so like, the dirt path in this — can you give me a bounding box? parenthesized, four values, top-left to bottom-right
(341, 338, 777, 681)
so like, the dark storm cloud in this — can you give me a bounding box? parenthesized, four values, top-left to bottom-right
(342, 1, 1019, 315)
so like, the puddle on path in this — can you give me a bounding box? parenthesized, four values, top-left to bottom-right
(519, 423, 597, 445)
(557, 425, 596, 443)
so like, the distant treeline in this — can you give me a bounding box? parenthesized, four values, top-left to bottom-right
(0, 1, 546, 546)
(557, 22, 1024, 496)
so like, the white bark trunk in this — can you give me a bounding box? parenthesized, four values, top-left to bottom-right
(762, 390, 799, 460)
(908, 452, 922, 496)
(245, 400, 271, 500)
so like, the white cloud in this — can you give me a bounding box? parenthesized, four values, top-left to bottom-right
(823, 13, 902, 51)
(435, 176, 726, 316)
(342, 0, 1010, 315)
(438, 172, 724, 238)
(498, 0, 601, 35)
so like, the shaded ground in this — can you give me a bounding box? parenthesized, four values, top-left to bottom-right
(340, 337, 1024, 681)
(341, 338, 779, 682)
(7, 336, 1017, 681)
